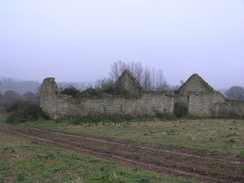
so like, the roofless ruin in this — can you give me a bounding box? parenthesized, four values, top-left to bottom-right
(40, 70, 244, 119)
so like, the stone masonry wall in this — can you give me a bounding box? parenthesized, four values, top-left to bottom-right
(80, 91, 174, 116)
(188, 92, 225, 116)
(175, 74, 226, 117)
(177, 74, 214, 94)
(40, 73, 243, 119)
(213, 101, 244, 118)
(40, 78, 175, 119)
(39, 78, 58, 119)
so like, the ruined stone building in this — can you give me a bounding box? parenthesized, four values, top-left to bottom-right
(40, 70, 244, 119)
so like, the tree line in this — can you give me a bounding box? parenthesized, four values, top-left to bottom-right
(225, 86, 244, 101)
(0, 78, 40, 94)
(0, 90, 38, 108)
(96, 61, 244, 100)
(96, 61, 177, 91)
(1, 61, 243, 106)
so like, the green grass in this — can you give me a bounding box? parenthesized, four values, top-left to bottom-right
(1, 107, 244, 157)
(0, 108, 7, 121)
(19, 118, 244, 157)
(1, 110, 243, 182)
(0, 130, 197, 183)
(0, 106, 244, 157)
(0, 158, 8, 182)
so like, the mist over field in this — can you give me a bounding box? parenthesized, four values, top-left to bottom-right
(1, 0, 243, 89)
(1, 1, 244, 180)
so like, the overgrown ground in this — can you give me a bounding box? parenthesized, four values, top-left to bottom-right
(0, 108, 7, 121)
(0, 130, 196, 183)
(22, 118, 244, 157)
(1, 109, 244, 182)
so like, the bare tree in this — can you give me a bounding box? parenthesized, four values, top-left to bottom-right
(109, 60, 126, 81)
(169, 80, 185, 90)
(109, 61, 169, 91)
(110, 61, 143, 83)
(154, 69, 168, 90)
(143, 66, 151, 90)
(95, 78, 114, 90)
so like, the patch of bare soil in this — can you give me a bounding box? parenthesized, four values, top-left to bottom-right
(0, 122, 243, 183)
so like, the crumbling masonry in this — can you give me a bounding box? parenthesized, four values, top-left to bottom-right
(40, 70, 244, 119)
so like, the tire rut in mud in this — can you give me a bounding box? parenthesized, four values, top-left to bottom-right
(0, 122, 243, 183)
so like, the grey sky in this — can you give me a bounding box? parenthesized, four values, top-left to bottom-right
(1, 0, 244, 89)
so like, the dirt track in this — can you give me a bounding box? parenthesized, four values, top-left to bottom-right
(0, 122, 243, 183)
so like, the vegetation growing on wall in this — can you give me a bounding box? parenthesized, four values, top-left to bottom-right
(60, 83, 136, 99)
(60, 86, 81, 99)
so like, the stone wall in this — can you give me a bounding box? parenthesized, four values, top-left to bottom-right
(213, 101, 244, 118)
(175, 73, 226, 117)
(80, 91, 174, 116)
(115, 69, 143, 95)
(40, 77, 175, 119)
(177, 74, 214, 94)
(188, 92, 225, 116)
(39, 72, 243, 119)
(39, 78, 59, 119)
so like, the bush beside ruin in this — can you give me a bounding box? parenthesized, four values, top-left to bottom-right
(6, 101, 49, 123)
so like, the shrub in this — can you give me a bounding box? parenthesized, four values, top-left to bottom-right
(155, 111, 176, 121)
(68, 114, 131, 125)
(80, 87, 101, 98)
(6, 101, 48, 123)
(103, 86, 130, 96)
(60, 86, 81, 98)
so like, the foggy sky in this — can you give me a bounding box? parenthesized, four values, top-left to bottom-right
(1, 0, 244, 89)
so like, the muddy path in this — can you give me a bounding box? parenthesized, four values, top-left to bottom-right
(0, 122, 243, 183)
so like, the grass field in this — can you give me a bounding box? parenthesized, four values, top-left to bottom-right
(1, 110, 244, 182)
(0, 108, 7, 121)
(0, 130, 196, 183)
(22, 118, 244, 157)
